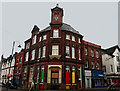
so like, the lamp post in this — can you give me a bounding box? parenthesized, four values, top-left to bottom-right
(7, 41, 21, 90)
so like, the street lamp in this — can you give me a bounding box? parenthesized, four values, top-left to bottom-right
(7, 41, 21, 90)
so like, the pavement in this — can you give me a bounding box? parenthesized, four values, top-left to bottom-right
(1, 87, 120, 91)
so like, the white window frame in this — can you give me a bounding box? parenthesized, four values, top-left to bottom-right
(72, 36, 75, 41)
(42, 46, 46, 57)
(53, 29, 59, 38)
(78, 66, 82, 80)
(78, 38, 81, 43)
(91, 49, 94, 57)
(32, 35, 36, 45)
(31, 49, 35, 60)
(66, 34, 70, 40)
(39, 36, 42, 42)
(26, 42, 30, 49)
(91, 61, 95, 69)
(25, 52, 29, 61)
(72, 47, 75, 58)
(38, 47, 41, 58)
(43, 35, 47, 40)
(79, 48, 81, 60)
(52, 45, 59, 55)
(65, 46, 70, 57)
(96, 51, 99, 58)
(85, 48, 88, 56)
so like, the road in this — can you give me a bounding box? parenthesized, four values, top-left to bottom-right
(0, 87, 120, 91)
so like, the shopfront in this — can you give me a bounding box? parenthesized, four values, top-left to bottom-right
(91, 70, 104, 88)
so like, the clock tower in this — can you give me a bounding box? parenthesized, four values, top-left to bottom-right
(50, 4, 63, 25)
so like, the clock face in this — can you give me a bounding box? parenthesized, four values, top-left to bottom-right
(55, 15, 58, 21)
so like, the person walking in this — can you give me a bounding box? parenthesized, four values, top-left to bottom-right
(29, 82, 34, 91)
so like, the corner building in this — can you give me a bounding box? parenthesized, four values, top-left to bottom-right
(22, 5, 102, 90)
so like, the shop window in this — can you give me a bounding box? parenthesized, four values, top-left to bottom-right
(66, 65, 70, 83)
(72, 66, 75, 83)
(110, 65, 113, 72)
(96, 51, 99, 58)
(72, 47, 75, 58)
(66, 34, 70, 40)
(41, 65, 44, 83)
(53, 29, 59, 38)
(43, 35, 47, 40)
(37, 65, 40, 83)
(29, 66, 34, 82)
(52, 45, 59, 55)
(31, 49, 35, 60)
(91, 61, 95, 69)
(39, 36, 42, 42)
(65, 46, 70, 57)
(25, 52, 29, 61)
(85, 60, 88, 68)
(32, 35, 36, 45)
(85, 47, 88, 56)
(91, 49, 94, 57)
(72, 36, 75, 41)
(42, 46, 46, 57)
(38, 47, 41, 58)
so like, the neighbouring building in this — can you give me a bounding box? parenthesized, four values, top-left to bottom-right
(14, 50, 24, 87)
(20, 4, 103, 90)
(83, 41, 104, 88)
(102, 45, 120, 87)
(1, 54, 15, 84)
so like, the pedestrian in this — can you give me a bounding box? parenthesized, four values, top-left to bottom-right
(29, 82, 34, 91)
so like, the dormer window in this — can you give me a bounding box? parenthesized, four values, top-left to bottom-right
(43, 35, 47, 40)
(32, 35, 36, 45)
(72, 36, 75, 41)
(26, 42, 30, 49)
(53, 29, 59, 38)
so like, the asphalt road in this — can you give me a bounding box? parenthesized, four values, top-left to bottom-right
(0, 87, 120, 91)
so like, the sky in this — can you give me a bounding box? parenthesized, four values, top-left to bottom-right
(1, 1, 119, 58)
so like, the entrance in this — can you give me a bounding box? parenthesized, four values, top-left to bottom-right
(51, 70, 59, 89)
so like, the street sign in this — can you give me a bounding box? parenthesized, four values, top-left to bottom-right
(8, 73, 11, 77)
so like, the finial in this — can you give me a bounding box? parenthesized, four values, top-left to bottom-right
(56, 3, 59, 7)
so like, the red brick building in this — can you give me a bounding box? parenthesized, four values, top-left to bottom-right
(14, 50, 24, 87)
(20, 4, 103, 90)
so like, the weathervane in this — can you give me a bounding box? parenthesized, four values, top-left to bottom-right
(56, 3, 59, 7)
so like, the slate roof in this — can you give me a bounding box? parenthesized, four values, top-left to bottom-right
(103, 45, 120, 56)
(39, 23, 83, 36)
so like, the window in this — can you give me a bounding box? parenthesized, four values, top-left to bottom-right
(16, 58, 19, 64)
(78, 38, 81, 43)
(72, 36, 75, 41)
(110, 65, 113, 72)
(37, 65, 40, 83)
(72, 66, 75, 83)
(85, 60, 88, 68)
(66, 65, 70, 83)
(85, 48, 88, 56)
(39, 36, 42, 42)
(31, 49, 35, 60)
(41, 65, 44, 83)
(53, 29, 59, 38)
(52, 45, 59, 55)
(79, 66, 82, 79)
(16, 67, 18, 73)
(91, 49, 94, 57)
(66, 34, 70, 40)
(65, 46, 70, 57)
(116, 56, 120, 61)
(97, 62, 99, 69)
(26, 43, 30, 49)
(25, 52, 29, 61)
(79, 48, 81, 60)
(38, 47, 41, 58)
(42, 46, 46, 57)
(72, 47, 75, 58)
(114, 79, 117, 84)
(19, 67, 21, 73)
(117, 66, 120, 72)
(20, 56, 22, 63)
(29, 66, 34, 82)
(32, 35, 36, 44)
(91, 61, 95, 69)
(24, 67, 27, 73)
(96, 51, 99, 58)
(103, 66, 106, 72)
(43, 35, 47, 40)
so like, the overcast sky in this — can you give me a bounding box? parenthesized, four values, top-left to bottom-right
(1, 2, 118, 58)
